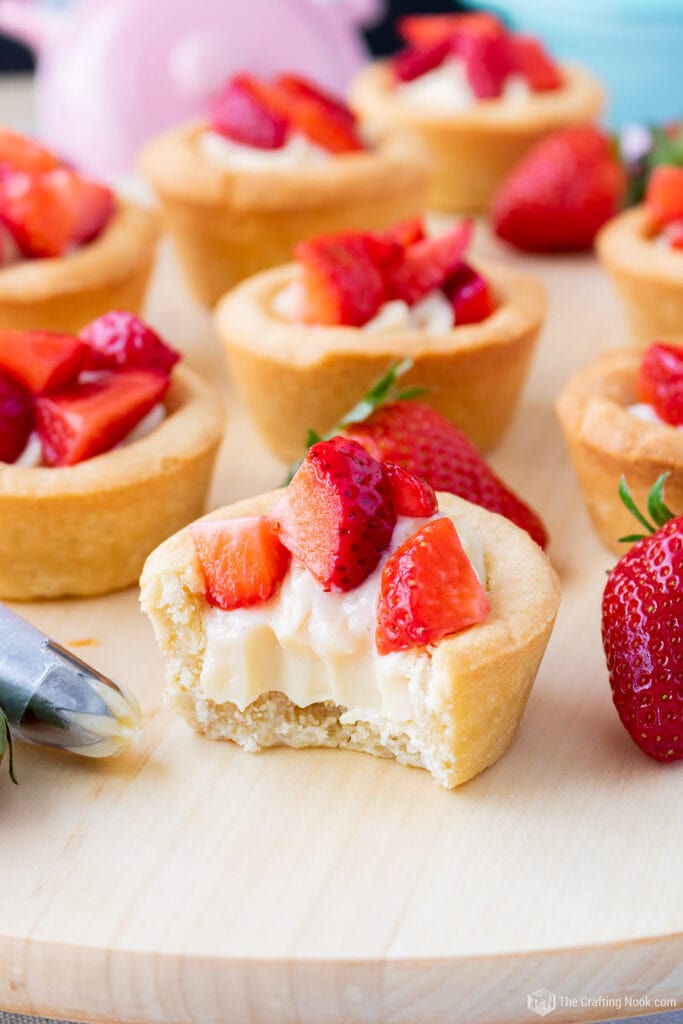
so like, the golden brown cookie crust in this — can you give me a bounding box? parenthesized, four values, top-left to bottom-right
(215, 259, 546, 461)
(140, 123, 432, 306)
(597, 207, 683, 346)
(557, 346, 683, 554)
(140, 490, 560, 789)
(350, 62, 604, 212)
(0, 365, 225, 600)
(0, 200, 160, 333)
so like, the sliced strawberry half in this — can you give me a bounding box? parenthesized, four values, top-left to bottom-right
(668, 218, 683, 249)
(398, 12, 504, 47)
(376, 516, 489, 655)
(0, 370, 33, 464)
(80, 311, 180, 375)
(35, 370, 169, 467)
(637, 341, 683, 426)
(0, 129, 59, 173)
(273, 75, 357, 127)
(295, 234, 385, 327)
(385, 463, 437, 517)
(271, 436, 396, 592)
(0, 328, 87, 394)
(211, 74, 289, 150)
(391, 39, 451, 83)
(386, 220, 473, 304)
(191, 516, 290, 611)
(511, 36, 563, 92)
(269, 76, 364, 154)
(645, 165, 683, 230)
(445, 263, 496, 325)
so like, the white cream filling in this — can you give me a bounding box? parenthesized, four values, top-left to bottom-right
(628, 402, 683, 431)
(199, 129, 330, 170)
(272, 282, 455, 334)
(197, 512, 487, 723)
(395, 56, 530, 113)
(13, 402, 167, 467)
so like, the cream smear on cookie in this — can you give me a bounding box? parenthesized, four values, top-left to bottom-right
(272, 281, 456, 334)
(15, 403, 167, 468)
(197, 512, 486, 723)
(628, 403, 683, 432)
(395, 58, 530, 113)
(199, 130, 330, 170)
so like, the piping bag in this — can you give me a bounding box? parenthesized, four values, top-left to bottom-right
(0, 604, 142, 760)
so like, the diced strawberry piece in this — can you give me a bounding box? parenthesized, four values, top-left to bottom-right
(391, 40, 451, 83)
(386, 220, 473, 304)
(271, 436, 396, 592)
(645, 165, 683, 230)
(0, 328, 87, 394)
(0, 370, 33, 464)
(211, 74, 289, 150)
(273, 75, 357, 127)
(457, 32, 515, 99)
(0, 168, 75, 258)
(668, 217, 683, 249)
(59, 170, 115, 245)
(0, 129, 59, 173)
(35, 370, 169, 467)
(380, 218, 426, 248)
(376, 516, 489, 655)
(295, 234, 385, 327)
(191, 516, 290, 611)
(637, 342, 683, 426)
(80, 311, 180, 375)
(510, 36, 563, 92)
(0, 165, 114, 255)
(398, 12, 504, 47)
(445, 263, 496, 325)
(269, 77, 364, 154)
(385, 463, 437, 517)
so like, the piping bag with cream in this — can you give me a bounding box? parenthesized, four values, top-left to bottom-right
(0, 605, 141, 782)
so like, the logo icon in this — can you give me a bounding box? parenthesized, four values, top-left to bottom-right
(527, 989, 557, 1016)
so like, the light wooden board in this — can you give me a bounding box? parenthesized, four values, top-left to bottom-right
(0, 82, 682, 1023)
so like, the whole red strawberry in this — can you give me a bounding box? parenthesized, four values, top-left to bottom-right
(344, 399, 547, 548)
(602, 477, 683, 762)
(492, 126, 625, 252)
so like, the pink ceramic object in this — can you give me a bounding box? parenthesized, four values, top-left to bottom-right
(0, 0, 383, 178)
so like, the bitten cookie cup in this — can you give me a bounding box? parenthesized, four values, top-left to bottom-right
(215, 259, 546, 462)
(0, 366, 225, 601)
(140, 124, 432, 308)
(140, 491, 560, 789)
(0, 201, 159, 333)
(597, 208, 683, 346)
(349, 63, 603, 213)
(556, 348, 683, 555)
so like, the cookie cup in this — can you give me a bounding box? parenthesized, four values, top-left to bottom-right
(0, 200, 159, 333)
(350, 62, 603, 213)
(215, 259, 546, 462)
(140, 491, 560, 789)
(140, 124, 432, 307)
(0, 366, 225, 601)
(556, 347, 683, 555)
(597, 207, 683, 346)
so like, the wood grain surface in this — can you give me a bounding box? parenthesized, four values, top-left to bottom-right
(0, 79, 682, 1024)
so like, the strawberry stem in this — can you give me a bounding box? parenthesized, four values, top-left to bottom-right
(284, 358, 426, 484)
(617, 473, 675, 543)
